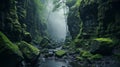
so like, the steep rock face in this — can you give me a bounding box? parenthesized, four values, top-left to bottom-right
(79, 0, 120, 38)
(25, 0, 48, 43)
(65, 0, 120, 66)
(0, 0, 48, 43)
(0, 0, 46, 67)
(97, 0, 120, 38)
(80, 0, 98, 38)
(67, 0, 120, 55)
(66, 0, 82, 39)
(79, 0, 120, 54)
(67, 0, 120, 39)
(0, 0, 23, 42)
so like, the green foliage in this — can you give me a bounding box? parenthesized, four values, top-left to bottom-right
(0, 31, 23, 57)
(55, 50, 66, 57)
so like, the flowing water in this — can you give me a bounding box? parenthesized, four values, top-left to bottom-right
(37, 1, 71, 67)
(39, 59, 68, 67)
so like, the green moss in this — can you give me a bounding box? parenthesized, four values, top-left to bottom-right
(93, 38, 113, 43)
(76, 56, 83, 61)
(90, 54, 103, 60)
(24, 32, 30, 35)
(13, 21, 22, 33)
(23, 32, 32, 42)
(55, 50, 66, 57)
(81, 51, 92, 58)
(80, 50, 102, 60)
(34, 35, 43, 44)
(17, 41, 40, 60)
(75, 0, 81, 7)
(74, 39, 80, 43)
(0, 31, 23, 57)
(91, 38, 115, 55)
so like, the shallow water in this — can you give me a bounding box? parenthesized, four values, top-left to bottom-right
(39, 59, 68, 67)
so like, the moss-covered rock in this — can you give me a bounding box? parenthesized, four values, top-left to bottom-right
(93, 38, 113, 43)
(90, 38, 115, 55)
(55, 50, 66, 57)
(0, 31, 23, 67)
(90, 54, 103, 60)
(79, 50, 103, 60)
(81, 50, 92, 58)
(40, 37, 50, 48)
(17, 41, 40, 63)
(23, 32, 32, 43)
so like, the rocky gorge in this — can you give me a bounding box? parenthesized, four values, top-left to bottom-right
(0, 0, 120, 67)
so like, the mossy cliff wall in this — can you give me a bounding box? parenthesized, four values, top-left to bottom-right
(66, 0, 120, 55)
(0, 0, 46, 67)
(67, 0, 120, 40)
(0, 0, 47, 43)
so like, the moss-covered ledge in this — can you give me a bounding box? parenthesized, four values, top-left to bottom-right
(0, 31, 23, 67)
(17, 41, 40, 63)
(90, 38, 115, 55)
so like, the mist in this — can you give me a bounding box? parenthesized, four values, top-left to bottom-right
(45, 0, 69, 42)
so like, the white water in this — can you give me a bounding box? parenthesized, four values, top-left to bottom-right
(44, 0, 69, 43)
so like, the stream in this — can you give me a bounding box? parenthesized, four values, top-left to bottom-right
(39, 59, 69, 67)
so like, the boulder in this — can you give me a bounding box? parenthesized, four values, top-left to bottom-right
(90, 38, 115, 55)
(17, 41, 40, 64)
(55, 50, 66, 57)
